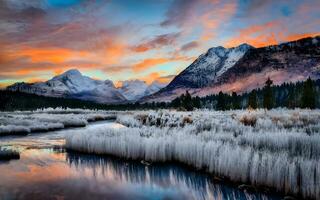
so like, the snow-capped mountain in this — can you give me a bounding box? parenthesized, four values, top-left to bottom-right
(144, 36, 320, 102)
(118, 80, 149, 101)
(164, 43, 252, 91)
(117, 80, 168, 101)
(7, 69, 126, 103)
(7, 69, 166, 103)
(144, 81, 167, 96)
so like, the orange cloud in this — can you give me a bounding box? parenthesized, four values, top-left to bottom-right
(225, 21, 279, 47)
(131, 45, 150, 53)
(142, 72, 162, 84)
(155, 75, 175, 84)
(53, 68, 64, 76)
(14, 48, 88, 64)
(27, 77, 46, 83)
(103, 42, 128, 65)
(132, 54, 192, 73)
(141, 72, 175, 85)
(133, 58, 169, 72)
(225, 21, 320, 48)
(16, 69, 33, 76)
(281, 33, 320, 43)
(200, 2, 237, 41)
(130, 33, 180, 53)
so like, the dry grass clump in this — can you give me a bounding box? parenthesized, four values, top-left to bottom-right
(239, 115, 257, 126)
(182, 116, 193, 125)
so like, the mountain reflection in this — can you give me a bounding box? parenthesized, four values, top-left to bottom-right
(66, 152, 280, 200)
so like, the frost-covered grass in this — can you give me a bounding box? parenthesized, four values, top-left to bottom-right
(66, 109, 320, 199)
(0, 108, 117, 136)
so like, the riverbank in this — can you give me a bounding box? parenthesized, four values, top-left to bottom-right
(0, 108, 117, 136)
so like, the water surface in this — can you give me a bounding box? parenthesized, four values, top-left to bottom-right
(0, 121, 283, 200)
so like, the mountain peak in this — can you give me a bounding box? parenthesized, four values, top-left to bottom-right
(207, 46, 227, 57)
(61, 69, 82, 77)
(235, 43, 253, 51)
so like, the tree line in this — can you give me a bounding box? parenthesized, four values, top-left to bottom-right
(0, 78, 319, 111)
(200, 77, 319, 111)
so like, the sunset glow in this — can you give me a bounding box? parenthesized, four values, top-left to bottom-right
(0, 0, 319, 87)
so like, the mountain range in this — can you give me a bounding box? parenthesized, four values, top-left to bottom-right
(6, 36, 320, 104)
(7, 69, 166, 103)
(143, 36, 320, 102)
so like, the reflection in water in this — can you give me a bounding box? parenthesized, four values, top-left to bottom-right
(66, 153, 280, 200)
(0, 149, 282, 200)
(0, 121, 282, 200)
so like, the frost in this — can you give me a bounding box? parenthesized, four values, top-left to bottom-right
(0, 108, 116, 135)
(67, 109, 320, 199)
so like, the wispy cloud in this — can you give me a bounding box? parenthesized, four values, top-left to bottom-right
(131, 32, 180, 52)
(180, 41, 199, 52)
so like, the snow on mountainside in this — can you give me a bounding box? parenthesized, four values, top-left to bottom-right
(144, 36, 320, 102)
(7, 69, 166, 103)
(144, 81, 167, 96)
(7, 69, 126, 104)
(118, 80, 148, 101)
(164, 43, 252, 90)
(117, 80, 168, 101)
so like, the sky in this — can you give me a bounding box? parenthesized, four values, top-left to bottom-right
(0, 0, 319, 88)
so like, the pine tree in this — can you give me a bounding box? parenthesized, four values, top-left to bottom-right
(248, 90, 257, 109)
(231, 92, 240, 110)
(216, 91, 225, 110)
(263, 77, 274, 109)
(301, 77, 316, 109)
(183, 90, 193, 111)
(171, 97, 181, 108)
(285, 85, 296, 108)
(193, 96, 201, 109)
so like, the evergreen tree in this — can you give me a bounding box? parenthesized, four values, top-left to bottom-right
(171, 97, 181, 108)
(216, 91, 225, 110)
(183, 90, 193, 111)
(301, 77, 316, 109)
(263, 77, 274, 109)
(231, 92, 240, 110)
(193, 96, 201, 109)
(285, 86, 296, 108)
(248, 89, 257, 109)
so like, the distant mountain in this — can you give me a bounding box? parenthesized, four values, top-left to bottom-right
(7, 69, 166, 103)
(118, 80, 148, 101)
(7, 69, 126, 104)
(143, 36, 320, 102)
(145, 81, 167, 96)
(117, 80, 167, 101)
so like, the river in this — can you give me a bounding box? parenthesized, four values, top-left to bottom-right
(0, 121, 283, 200)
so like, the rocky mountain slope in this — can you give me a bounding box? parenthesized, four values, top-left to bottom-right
(165, 43, 252, 90)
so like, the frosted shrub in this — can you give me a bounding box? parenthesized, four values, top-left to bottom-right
(67, 108, 320, 199)
(0, 109, 117, 135)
